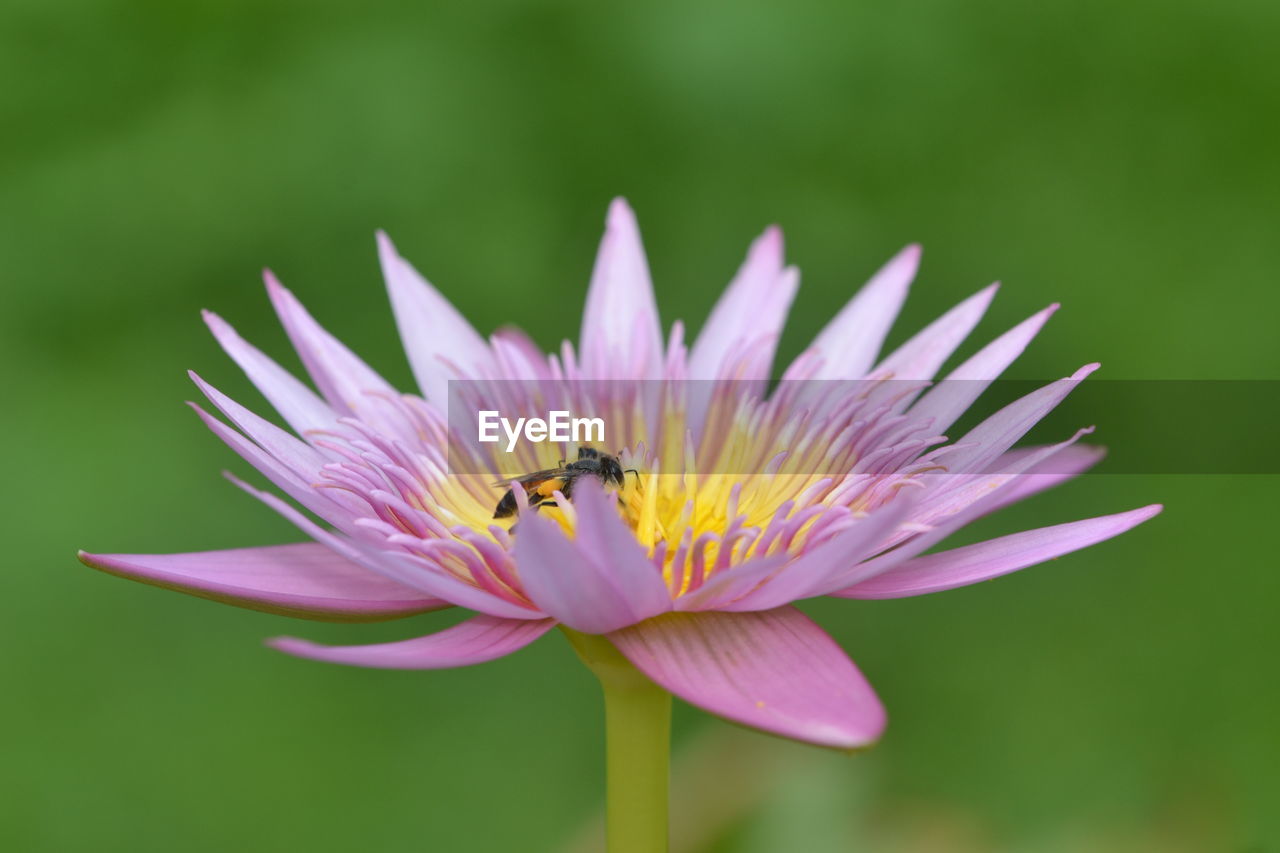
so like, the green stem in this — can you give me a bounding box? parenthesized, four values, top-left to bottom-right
(563, 627, 671, 853)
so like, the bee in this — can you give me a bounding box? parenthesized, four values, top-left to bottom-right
(492, 446, 636, 519)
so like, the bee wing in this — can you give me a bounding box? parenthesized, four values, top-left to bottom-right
(491, 469, 567, 490)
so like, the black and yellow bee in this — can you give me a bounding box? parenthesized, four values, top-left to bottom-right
(492, 446, 635, 519)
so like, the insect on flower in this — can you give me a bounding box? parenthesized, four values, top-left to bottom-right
(79, 198, 1161, 751)
(492, 446, 637, 518)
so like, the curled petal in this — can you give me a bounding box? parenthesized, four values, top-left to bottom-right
(79, 543, 448, 622)
(833, 504, 1162, 599)
(609, 607, 885, 749)
(270, 614, 556, 668)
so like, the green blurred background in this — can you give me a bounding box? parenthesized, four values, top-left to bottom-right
(2, 1, 1276, 850)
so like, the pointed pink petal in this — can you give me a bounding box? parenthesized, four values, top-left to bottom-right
(942, 363, 1099, 475)
(688, 226, 798, 381)
(202, 310, 338, 435)
(609, 608, 885, 749)
(513, 482, 670, 634)
(190, 372, 328, 479)
(188, 401, 363, 525)
(833, 504, 1162, 599)
(226, 473, 544, 621)
(78, 543, 448, 622)
(579, 198, 665, 379)
(872, 283, 998, 380)
(910, 425, 1095, 535)
(909, 303, 1058, 433)
(269, 614, 556, 668)
(980, 443, 1107, 516)
(848, 428, 1101, 584)
(793, 244, 920, 379)
(377, 231, 491, 405)
(264, 272, 405, 436)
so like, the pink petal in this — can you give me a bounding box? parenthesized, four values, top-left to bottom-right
(941, 363, 1099, 475)
(833, 504, 1162, 599)
(226, 473, 545, 621)
(190, 372, 328, 479)
(513, 481, 671, 634)
(78, 543, 448, 622)
(872, 283, 998, 380)
(979, 443, 1107, 516)
(909, 303, 1058, 433)
(844, 428, 1101, 585)
(377, 231, 492, 405)
(269, 614, 556, 668)
(909, 425, 1095, 536)
(264, 272, 406, 437)
(188, 401, 363, 525)
(688, 226, 798, 381)
(202, 310, 338, 435)
(579, 198, 665, 380)
(609, 608, 885, 749)
(791, 244, 920, 379)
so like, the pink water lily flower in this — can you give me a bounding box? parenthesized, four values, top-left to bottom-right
(80, 199, 1159, 750)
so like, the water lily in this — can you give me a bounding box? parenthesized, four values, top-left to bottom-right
(80, 199, 1159, 852)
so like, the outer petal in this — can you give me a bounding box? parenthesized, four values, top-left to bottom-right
(872, 283, 998, 381)
(513, 482, 671, 634)
(579, 198, 665, 380)
(789, 244, 920, 380)
(847, 427, 1102, 584)
(908, 303, 1058, 433)
(78, 543, 448, 622)
(269, 614, 556, 668)
(188, 401, 364, 525)
(202, 310, 338, 435)
(190, 372, 329, 479)
(940, 363, 1099, 476)
(688, 226, 798, 381)
(979, 443, 1107, 516)
(833, 504, 1162, 599)
(609, 608, 885, 749)
(377, 231, 492, 405)
(226, 473, 545, 621)
(264, 272, 405, 437)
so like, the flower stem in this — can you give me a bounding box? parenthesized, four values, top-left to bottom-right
(564, 627, 671, 853)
